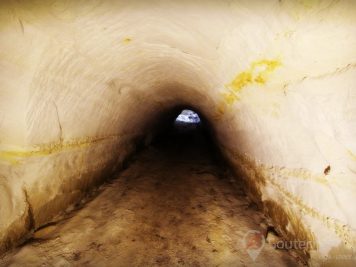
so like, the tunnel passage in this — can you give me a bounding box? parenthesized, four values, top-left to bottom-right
(0, 110, 303, 266)
(1, 1, 356, 266)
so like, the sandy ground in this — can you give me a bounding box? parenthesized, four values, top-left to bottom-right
(0, 125, 304, 267)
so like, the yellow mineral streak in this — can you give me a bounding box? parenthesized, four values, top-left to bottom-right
(221, 59, 281, 107)
(297, 0, 320, 9)
(0, 135, 120, 165)
(122, 37, 132, 44)
(227, 59, 281, 92)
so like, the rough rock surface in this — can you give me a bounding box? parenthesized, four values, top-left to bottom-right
(0, 129, 303, 266)
(0, 1, 355, 265)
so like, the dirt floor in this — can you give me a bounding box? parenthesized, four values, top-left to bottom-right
(0, 123, 304, 267)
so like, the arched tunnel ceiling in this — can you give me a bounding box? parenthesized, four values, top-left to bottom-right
(0, 0, 356, 265)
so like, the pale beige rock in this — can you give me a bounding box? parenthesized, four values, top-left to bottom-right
(0, 0, 355, 265)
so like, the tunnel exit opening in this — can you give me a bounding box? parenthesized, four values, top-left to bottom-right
(173, 109, 200, 130)
(175, 109, 201, 124)
(173, 109, 202, 133)
(149, 106, 211, 148)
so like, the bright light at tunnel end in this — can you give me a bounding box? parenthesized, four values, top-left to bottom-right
(175, 109, 201, 124)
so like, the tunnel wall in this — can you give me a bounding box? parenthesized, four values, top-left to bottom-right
(0, 1, 356, 265)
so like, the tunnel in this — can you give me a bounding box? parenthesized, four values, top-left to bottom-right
(0, 0, 356, 266)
